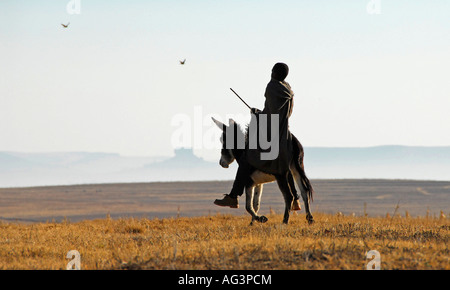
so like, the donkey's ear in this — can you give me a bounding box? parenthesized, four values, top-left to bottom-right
(212, 117, 226, 130)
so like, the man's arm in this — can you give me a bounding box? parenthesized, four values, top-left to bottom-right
(250, 107, 261, 115)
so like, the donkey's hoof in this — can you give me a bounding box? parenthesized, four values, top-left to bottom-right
(258, 216, 268, 223)
(307, 219, 315, 225)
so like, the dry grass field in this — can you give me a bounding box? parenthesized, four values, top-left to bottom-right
(0, 212, 448, 270)
(0, 180, 448, 270)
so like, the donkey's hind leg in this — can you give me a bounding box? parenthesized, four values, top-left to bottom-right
(288, 172, 301, 211)
(290, 162, 314, 224)
(275, 173, 294, 224)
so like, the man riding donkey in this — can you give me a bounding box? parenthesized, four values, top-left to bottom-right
(214, 62, 302, 211)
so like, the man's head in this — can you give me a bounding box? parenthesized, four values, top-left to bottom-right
(271, 63, 289, 81)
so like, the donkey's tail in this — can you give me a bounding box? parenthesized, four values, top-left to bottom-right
(294, 159, 314, 202)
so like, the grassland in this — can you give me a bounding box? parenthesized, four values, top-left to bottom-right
(0, 212, 448, 270)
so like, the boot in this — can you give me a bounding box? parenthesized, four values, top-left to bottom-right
(214, 194, 239, 208)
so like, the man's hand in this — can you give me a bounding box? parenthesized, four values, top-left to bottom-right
(250, 107, 261, 115)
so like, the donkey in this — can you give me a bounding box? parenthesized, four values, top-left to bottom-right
(212, 117, 314, 225)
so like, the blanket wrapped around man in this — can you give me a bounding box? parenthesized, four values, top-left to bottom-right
(246, 78, 294, 176)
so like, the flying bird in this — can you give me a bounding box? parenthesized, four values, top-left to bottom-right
(61, 22, 70, 28)
(179, 59, 186, 65)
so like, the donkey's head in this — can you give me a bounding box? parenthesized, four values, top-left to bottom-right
(212, 117, 244, 168)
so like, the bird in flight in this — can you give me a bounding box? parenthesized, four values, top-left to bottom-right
(179, 59, 186, 65)
(61, 22, 70, 28)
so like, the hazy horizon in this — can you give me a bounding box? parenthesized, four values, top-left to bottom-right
(2, 143, 450, 160)
(1, 145, 449, 188)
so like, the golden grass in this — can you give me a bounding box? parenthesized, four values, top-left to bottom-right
(0, 212, 448, 270)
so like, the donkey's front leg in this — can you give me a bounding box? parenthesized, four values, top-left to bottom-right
(253, 184, 268, 223)
(253, 184, 263, 213)
(246, 185, 268, 225)
(245, 185, 257, 225)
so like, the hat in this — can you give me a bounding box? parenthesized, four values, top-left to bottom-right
(271, 63, 289, 81)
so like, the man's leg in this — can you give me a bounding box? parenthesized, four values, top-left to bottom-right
(214, 159, 253, 208)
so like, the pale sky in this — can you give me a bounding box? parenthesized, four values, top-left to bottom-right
(1, 0, 449, 161)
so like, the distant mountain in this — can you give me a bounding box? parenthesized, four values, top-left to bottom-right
(303, 145, 450, 180)
(305, 145, 450, 165)
(0, 151, 171, 188)
(145, 148, 216, 169)
(118, 148, 232, 183)
(0, 152, 34, 170)
(2, 152, 120, 169)
(0, 145, 449, 188)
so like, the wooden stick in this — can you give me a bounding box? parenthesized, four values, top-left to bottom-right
(230, 88, 251, 110)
